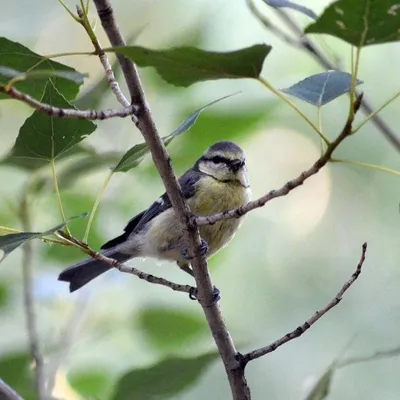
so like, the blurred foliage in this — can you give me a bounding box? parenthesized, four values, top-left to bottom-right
(0, 353, 34, 400)
(136, 306, 208, 350)
(68, 369, 113, 400)
(111, 352, 218, 400)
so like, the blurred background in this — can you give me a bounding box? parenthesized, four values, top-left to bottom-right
(1, 0, 400, 399)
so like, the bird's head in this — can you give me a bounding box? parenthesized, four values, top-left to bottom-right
(196, 141, 250, 188)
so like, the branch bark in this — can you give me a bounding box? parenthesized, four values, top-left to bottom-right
(0, 378, 24, 400)
(241, 243, 367, 364)
(0, 86, 136, 119)
(92, 1, 251, 398)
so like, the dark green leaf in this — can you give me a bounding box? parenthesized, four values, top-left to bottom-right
(0, 213, 87, 262)
(0, 353, 34, 400)
(68, 369, 113, 399)
(305, 368, 333, 400)
(305, 0, 400, 47)
(281, 71, 363, 106)
(0, 66, 87, 84)
(0, 37, 84, 100)
(1, 144, 94, 171)
(106, 44, 271, 87)
(263, 0, 317, 19)
(137, 306, 207, 349)
(8, 80, 96, 162)
(114, 94, 236, 172)
(112, 352, 218, 400)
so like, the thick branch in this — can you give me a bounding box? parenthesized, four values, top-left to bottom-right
(272, 8, 400, 152)
(0, 378, 24, 400)
(196, 95, 363, 227)
(242, 242, 368, 364)
(92, 1, 250, 398)
(1, 86, 136, 120)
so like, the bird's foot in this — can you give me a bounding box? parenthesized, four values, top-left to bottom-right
(188, 286, 220, 304)
(180, 238, 209, 260)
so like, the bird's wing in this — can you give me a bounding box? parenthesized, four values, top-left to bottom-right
(101, 170, 201, 250)
(132, 171, 201, 234)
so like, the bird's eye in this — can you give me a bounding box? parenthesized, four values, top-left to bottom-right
(211, 156, 225, 164)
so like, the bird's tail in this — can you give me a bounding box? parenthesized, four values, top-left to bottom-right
(58, 249, 131, 292)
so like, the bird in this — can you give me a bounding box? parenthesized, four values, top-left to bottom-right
(58, 141, 251, 292)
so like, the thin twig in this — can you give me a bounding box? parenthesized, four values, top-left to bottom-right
(271, 8, 400, 151)
(0, 86, 136, 120)
(241, 242, 368, 364)
(19, 198, 45, 400)
(76, 4, 130, 107)
(338, 346, 400, 368)
(92, 1, 251, 398)
(195, 94, 363, 227)
(0, 378, 24, 400)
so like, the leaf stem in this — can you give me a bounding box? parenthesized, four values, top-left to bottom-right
(257, 76, 329, 144)
(57, 0, 81, 22)
(317, 105, 324, 154)
(353, 89, 400, 134)
(84, 170, 114, 242)
(50, 158, 69, 234)
(333, 158, 400, 178)
(349, 46, 362, 120)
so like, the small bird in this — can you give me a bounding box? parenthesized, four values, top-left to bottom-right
(58, 141, 251, 292)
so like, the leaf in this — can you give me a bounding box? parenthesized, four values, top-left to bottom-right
(113, 94, 236, 172)
(0, 353, 34, 400)
(8, 80, 96, 162)
(68, 369, 113, 399)
(0, 213, 87, 262)
(304, 368, 333, 400)
(0, 283, 9, 309)
(0, 66, 88, 84)
(281, 71, 363, 106)
(0, 37, 84, 100)
(111, 352, 218, 400)
(106, 44, 271, 87)
(1, 144, 93, 171)
(137, 306, 207, 349)
(263, 0, 317, 20)
(305, 0, 400, 47)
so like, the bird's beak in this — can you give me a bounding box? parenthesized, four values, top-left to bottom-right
(237, 167, 250, 188)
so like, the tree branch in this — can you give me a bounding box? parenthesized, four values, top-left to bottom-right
(271, 8, 400, 152)
(19, 198, 45, 400)
(92, 1, 251, 398)
(195, 94, 363, 227)
(0, 378, 24, 400)
(241, 242, 368, 364)
(0, 86, 137, 120)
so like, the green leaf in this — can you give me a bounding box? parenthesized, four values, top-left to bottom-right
(0, 66, 87, 84)
(106, 44, 271, 87)
(68, 369, 113, 399)
(0, 213, 87, 262)
(305, 0, 400, 47)
(281, 71, 363, 106)
(0, 353, 34, 400)
(111, 352, 218, 400)
(8, 80, 96, 162)
(113, 94, 236, 172)
(0, 37, 84, 100)
(1, 144, 93, 171)
(137, 306, 207, 349)
(304, 368, 334, 400)
(263, 0, 317, 19)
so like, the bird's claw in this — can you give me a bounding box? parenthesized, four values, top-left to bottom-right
(180, 238, 209, 260)
(188, 286, 220, 304)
